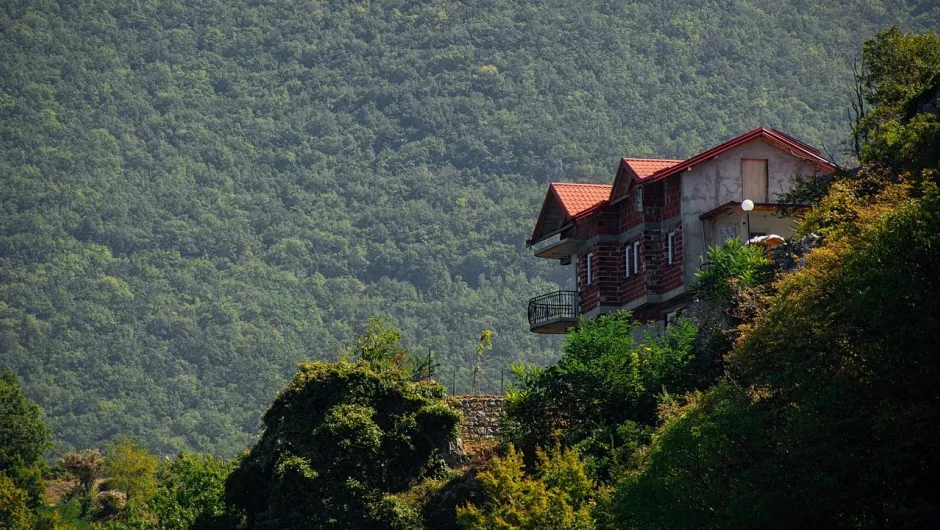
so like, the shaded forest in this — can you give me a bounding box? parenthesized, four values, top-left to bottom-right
(2, 0, 939, 457)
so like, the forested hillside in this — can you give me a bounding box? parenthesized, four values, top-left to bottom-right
(2, 0, 939, 456)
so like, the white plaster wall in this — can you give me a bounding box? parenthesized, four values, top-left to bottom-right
(680, 139, 824, 285)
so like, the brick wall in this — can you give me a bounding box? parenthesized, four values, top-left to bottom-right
(572, 178, 684, 315)
(663, 176, 681, 219)
(660, 228, 684, 293)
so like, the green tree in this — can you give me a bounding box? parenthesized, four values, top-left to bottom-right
(503, 313, 698, 477)
(472, 330, 494, 395)
(225, 325, 460, 529)
(0, 472, 35, 530)
(0, 371, 51, 508)
(0, 372, 51, 473)
(150, 453, 231, 530)
(103, 438, 158, 510)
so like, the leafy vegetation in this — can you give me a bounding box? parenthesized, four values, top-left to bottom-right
(0, 371, 51, 521)
(2, 0, 940, 456)
(502, 313, 698, 478)
(1, 1, 940, 528)
(224, 326, 460, 529)
(610, 26, 940, 530)
(150, 454, 231, 530)
(456, 445, 602, 530)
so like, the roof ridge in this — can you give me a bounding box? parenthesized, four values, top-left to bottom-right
(621, 157, 683, 162)
(551, 182, 612, 187)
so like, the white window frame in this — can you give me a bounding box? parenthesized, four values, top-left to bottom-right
(624, 246, 630, 277)
(665, 310, 677, 327)
(632, 241, 640, 274)
(667, 232, 676, 265)
(635, 185, 644, 212)
(586, 253, 594, 286)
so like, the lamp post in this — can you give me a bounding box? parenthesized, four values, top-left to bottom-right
(741, 199, 754, 244)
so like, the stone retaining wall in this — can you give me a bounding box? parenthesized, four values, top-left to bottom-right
(448, 395, 506, 443)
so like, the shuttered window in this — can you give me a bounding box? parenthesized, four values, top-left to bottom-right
(741, 159, 768, 203)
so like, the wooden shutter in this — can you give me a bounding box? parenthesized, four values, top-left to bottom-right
(742, 159, 768, 202)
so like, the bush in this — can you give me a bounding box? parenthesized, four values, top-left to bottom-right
(225, 325, 460, 529)
(0, 471, 36, 530)
(695, 238, 773, 319)
(502, 313, 698, 477)
(456, 444, 601, 530)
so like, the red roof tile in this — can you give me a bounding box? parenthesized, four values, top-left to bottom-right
(551, 183, 612, 218)
(621, 158, 682, 179)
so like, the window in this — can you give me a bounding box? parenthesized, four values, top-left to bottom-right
(635, 186, 644, 212)
(665, 310, 677, 327)
(633, 241, 640, 274)
(667, 232, 676, 265)
(586, 253, 594, 285)
(624, 246, 631, 277)
(663, 181, 669, 205)
(741, 159, 768, 203)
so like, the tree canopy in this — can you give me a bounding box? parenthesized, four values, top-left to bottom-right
(224, 352, 460, 528)
(1, 0, 939, 458)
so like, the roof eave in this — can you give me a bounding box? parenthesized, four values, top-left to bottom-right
(699, 201, 812, 220)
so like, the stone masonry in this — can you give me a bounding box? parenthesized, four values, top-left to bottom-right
(448, 395, 506, 443)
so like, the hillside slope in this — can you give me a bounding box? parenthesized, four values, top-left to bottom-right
(1, 0, 938, 455)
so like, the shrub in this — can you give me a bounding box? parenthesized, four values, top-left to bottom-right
(456, 444, 601, 530)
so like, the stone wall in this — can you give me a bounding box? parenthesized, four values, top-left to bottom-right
(448, 395, 506, 443)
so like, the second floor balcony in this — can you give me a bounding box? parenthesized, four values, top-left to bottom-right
(530, 232, 583, 260)
(528, 290, 579, 334)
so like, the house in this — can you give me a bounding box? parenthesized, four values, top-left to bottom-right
(526, 127, 838, 334)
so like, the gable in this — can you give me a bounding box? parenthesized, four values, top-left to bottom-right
(647, 127, 837, 182)
(529, 183, 612, 244)
(609, 158, 682, 203)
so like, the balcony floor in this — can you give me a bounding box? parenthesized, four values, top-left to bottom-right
(530, 318, 578, 334)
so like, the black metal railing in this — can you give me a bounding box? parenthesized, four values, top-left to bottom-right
(527, 290, 578, 328)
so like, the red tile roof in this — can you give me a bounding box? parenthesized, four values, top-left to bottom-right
(530, 127, 839, 245)
(551, 183, 612, 219)
(621, 158, 682, 179)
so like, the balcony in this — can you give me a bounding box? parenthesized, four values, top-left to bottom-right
(528, 290, 579, 334)
(531, 232, 583, 259)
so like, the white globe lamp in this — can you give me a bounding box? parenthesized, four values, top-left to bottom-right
(741, 200, 754, 243)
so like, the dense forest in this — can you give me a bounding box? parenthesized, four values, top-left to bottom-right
(2, 0, 940, 459)
(2, 23, 940, 525)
